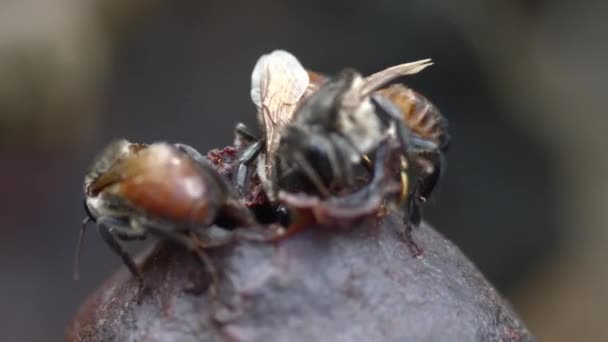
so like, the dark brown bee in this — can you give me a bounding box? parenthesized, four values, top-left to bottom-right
(235, 50, 449, 256)
(373, 85, 449, 255)
(236, 50, 431, 197)
(377, 84, 449, 200)
(295, 70, 449, 207)
(75, 139, 256, 295)
(378, 85, 448, 149)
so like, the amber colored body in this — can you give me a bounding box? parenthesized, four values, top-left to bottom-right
(77, 140, 255, 290)
(288, 69, 449, 257)
(378, 84, 448, 149)
(304, 72, 448, 151)
(88, 144, 222, 225)
(241, 51, 448, 257)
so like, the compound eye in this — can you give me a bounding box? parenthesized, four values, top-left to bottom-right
(276, 206, 292, 227)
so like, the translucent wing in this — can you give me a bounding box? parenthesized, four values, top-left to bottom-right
(250, 50, 310, 158)
(360, 59, 433, 96)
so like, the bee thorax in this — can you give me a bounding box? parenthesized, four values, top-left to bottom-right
(338, 99, 385, 157)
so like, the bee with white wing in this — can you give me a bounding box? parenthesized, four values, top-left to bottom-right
(235, 50, 449, 256)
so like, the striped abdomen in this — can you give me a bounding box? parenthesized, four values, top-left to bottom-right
(378, 84, 449, 151)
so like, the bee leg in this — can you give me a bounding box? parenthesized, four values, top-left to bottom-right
(372, 94, 440, 154)
(235, 141, 263, 194)
(233, 123, 265, 194)
(145, 224, 221, 300)
(329, 139, 392, 203)
(293, 151, 332, 197)
(147, 226, 248, 322)
(414, 153, 443, 203)
(371, 93, 415, 159)
(373, 94, 439, 258)
(400, 154, 442, 258)
(328, 133, 359, 188)
(402, 196, 423, 258)
(397, 154, 425, 258)
(96, 217, 144, 283)
(409, 134, 440, 153)
(366, 138, 390, 186)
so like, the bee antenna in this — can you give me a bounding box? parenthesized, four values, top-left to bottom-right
(73, 215, 91, 281)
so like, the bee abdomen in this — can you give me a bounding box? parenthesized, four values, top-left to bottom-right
(112, 145, 222, 225)
(378, 84, 448, 150)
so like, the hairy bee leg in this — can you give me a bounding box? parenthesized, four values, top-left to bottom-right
(96, 217, 144, 282)
(371, 93, 415, 159)
(372, 93, 440, 153)
(372, 94, 438, 256)
(398, 155, 425, 258)
(329, 133, 359, 187)
(320, 137, 345, 190)
(367, 139, 390, 185)
(400, 155, 441, 260)
(372, 92, 440, 184)
(414, 153, 444, 202)
(233, 123, 269, 195)
(293, 151, 331, 197)
(402, 222, 423, 258)
(328, 139, 392, 202)
(402, 197, 423, 258)
(410, 135, 439, 153)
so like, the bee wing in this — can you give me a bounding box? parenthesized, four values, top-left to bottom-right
(359, 59, 433, 96)
(250, 50, 310, 156)
(86, 156, 135, 196)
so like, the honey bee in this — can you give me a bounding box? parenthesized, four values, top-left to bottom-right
(236, 50, 432, 195)
(75, 139, 257, 295)
(235, 50, 449, 256)
(376, 84, 449, 222)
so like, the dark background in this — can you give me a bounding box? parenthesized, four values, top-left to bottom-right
(1, 0, 606, 340)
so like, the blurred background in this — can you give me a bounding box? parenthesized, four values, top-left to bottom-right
(1, 0, 605, 340)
